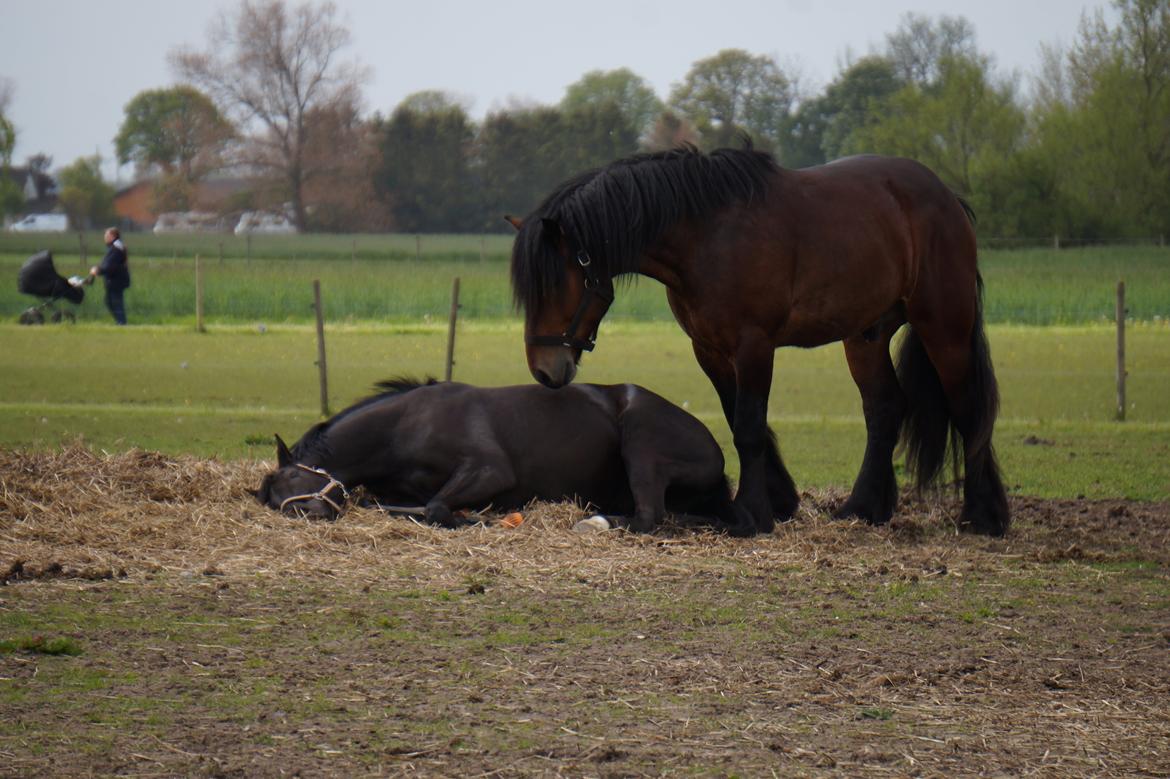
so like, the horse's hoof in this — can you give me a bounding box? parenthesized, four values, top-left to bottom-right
(573, 515, 612, 533)
(958, 509, 1009, 537)
(833, 497, 893, 526)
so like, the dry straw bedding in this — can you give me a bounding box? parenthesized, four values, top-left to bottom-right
(2, 446, 1168, 585)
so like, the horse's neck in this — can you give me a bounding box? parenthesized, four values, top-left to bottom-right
(636, 231, 691, 291)
(314, 403, 402, 483)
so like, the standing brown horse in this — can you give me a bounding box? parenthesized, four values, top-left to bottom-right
(509, 144, 1009, 536)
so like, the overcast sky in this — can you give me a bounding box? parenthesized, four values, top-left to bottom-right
(2, 0, 1112, 183)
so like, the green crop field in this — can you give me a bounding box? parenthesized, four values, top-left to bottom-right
(3, 239, 1169, 325)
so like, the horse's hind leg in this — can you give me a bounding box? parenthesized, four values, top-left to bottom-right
(907, 300, 1010, 535)
(836, 330, 907, 525)
(617, 394, 755, 537)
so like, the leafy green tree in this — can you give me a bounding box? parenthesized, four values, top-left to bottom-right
(115, 86, 233, 180)
(57, 156, 116, 229)
(781, 56, 902, 167)
(560, 102, 641, 174)
(0, 81, 24, 220)
(1, 116, 23, 219)
(843, 53, 1028, 237)
(398, 90, 470, 115)
(669, 49, 795, 150)
(476, 104, 640, 229)
(374, 94, 478, 232)
(1031, 0, 1170, 239)
(561, 68, 663, 137)
(847, 56, 1023, 192)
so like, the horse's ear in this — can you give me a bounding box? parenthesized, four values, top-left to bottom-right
(504, 215, 522, 231)
(275, 434, 293, 467)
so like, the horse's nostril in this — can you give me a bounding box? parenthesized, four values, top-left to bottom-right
(534, 369, 556, 388)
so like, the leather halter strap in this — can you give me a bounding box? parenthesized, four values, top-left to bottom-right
(525, 247, 614, 352)
(279, 464, 350, 515)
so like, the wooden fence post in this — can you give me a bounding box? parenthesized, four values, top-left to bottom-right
(313, 280, 330, 417)
(445, 277, 461, 382)
(1116, 280, 1126, 421)
(195, 254, 205, 333)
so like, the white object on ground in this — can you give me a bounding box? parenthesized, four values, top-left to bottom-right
(573, 515, 612, 533)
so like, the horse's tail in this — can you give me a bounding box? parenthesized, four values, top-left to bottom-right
(896, 273, 998, 493)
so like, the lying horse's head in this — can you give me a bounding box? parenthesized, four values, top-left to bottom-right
(251, 434, 349, 520)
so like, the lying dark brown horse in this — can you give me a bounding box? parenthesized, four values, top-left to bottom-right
(253, 378, 753, 534)
(509, 145, 1009, 536)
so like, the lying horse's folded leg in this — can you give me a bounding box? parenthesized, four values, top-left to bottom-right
(423, 454, 517, 528)
(424, 499, 475, 528)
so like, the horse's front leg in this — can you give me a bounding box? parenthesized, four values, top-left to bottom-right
(425, 456, 517, 528)
(729, 333, 789, 533)
(694, 340, 797, 529)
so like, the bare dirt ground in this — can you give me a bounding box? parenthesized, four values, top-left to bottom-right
(2, 447, 1169, 777)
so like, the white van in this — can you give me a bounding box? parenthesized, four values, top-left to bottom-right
(10, 213, 68, 232)
(234, 211, 297, 235)
(153, 211, 224, 234)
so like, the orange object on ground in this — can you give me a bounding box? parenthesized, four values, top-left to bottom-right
(500, 512, 524, 528)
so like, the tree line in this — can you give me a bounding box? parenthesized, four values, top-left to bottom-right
(3, 0, 1168, 242)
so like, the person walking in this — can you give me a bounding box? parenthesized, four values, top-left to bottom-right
(90, 227, 131, 325)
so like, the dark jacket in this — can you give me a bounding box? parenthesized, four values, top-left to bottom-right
(97, 239, 131, 289)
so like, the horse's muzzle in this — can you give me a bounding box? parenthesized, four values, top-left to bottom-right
(530, 350, 577, 389)
(281, 497, 340, 520)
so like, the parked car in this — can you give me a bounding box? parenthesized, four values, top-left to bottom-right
(153, 212, 226, 234)
(234, 211, 297, 235)
(10, 213, 68, 232)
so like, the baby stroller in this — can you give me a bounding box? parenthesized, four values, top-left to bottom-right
(17, 250, 90, 324)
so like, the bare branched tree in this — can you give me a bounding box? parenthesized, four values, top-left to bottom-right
(170, 0, 367, 229)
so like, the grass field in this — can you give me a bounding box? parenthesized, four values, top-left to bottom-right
(2, 241, 1169, 324)
(1, 321, 1167, 500)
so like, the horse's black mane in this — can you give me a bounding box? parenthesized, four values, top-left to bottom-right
(290, 377, 438, 461)
(510, 144, 779, 311)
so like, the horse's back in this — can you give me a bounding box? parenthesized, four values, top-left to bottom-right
(800, 155, 974, 242)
